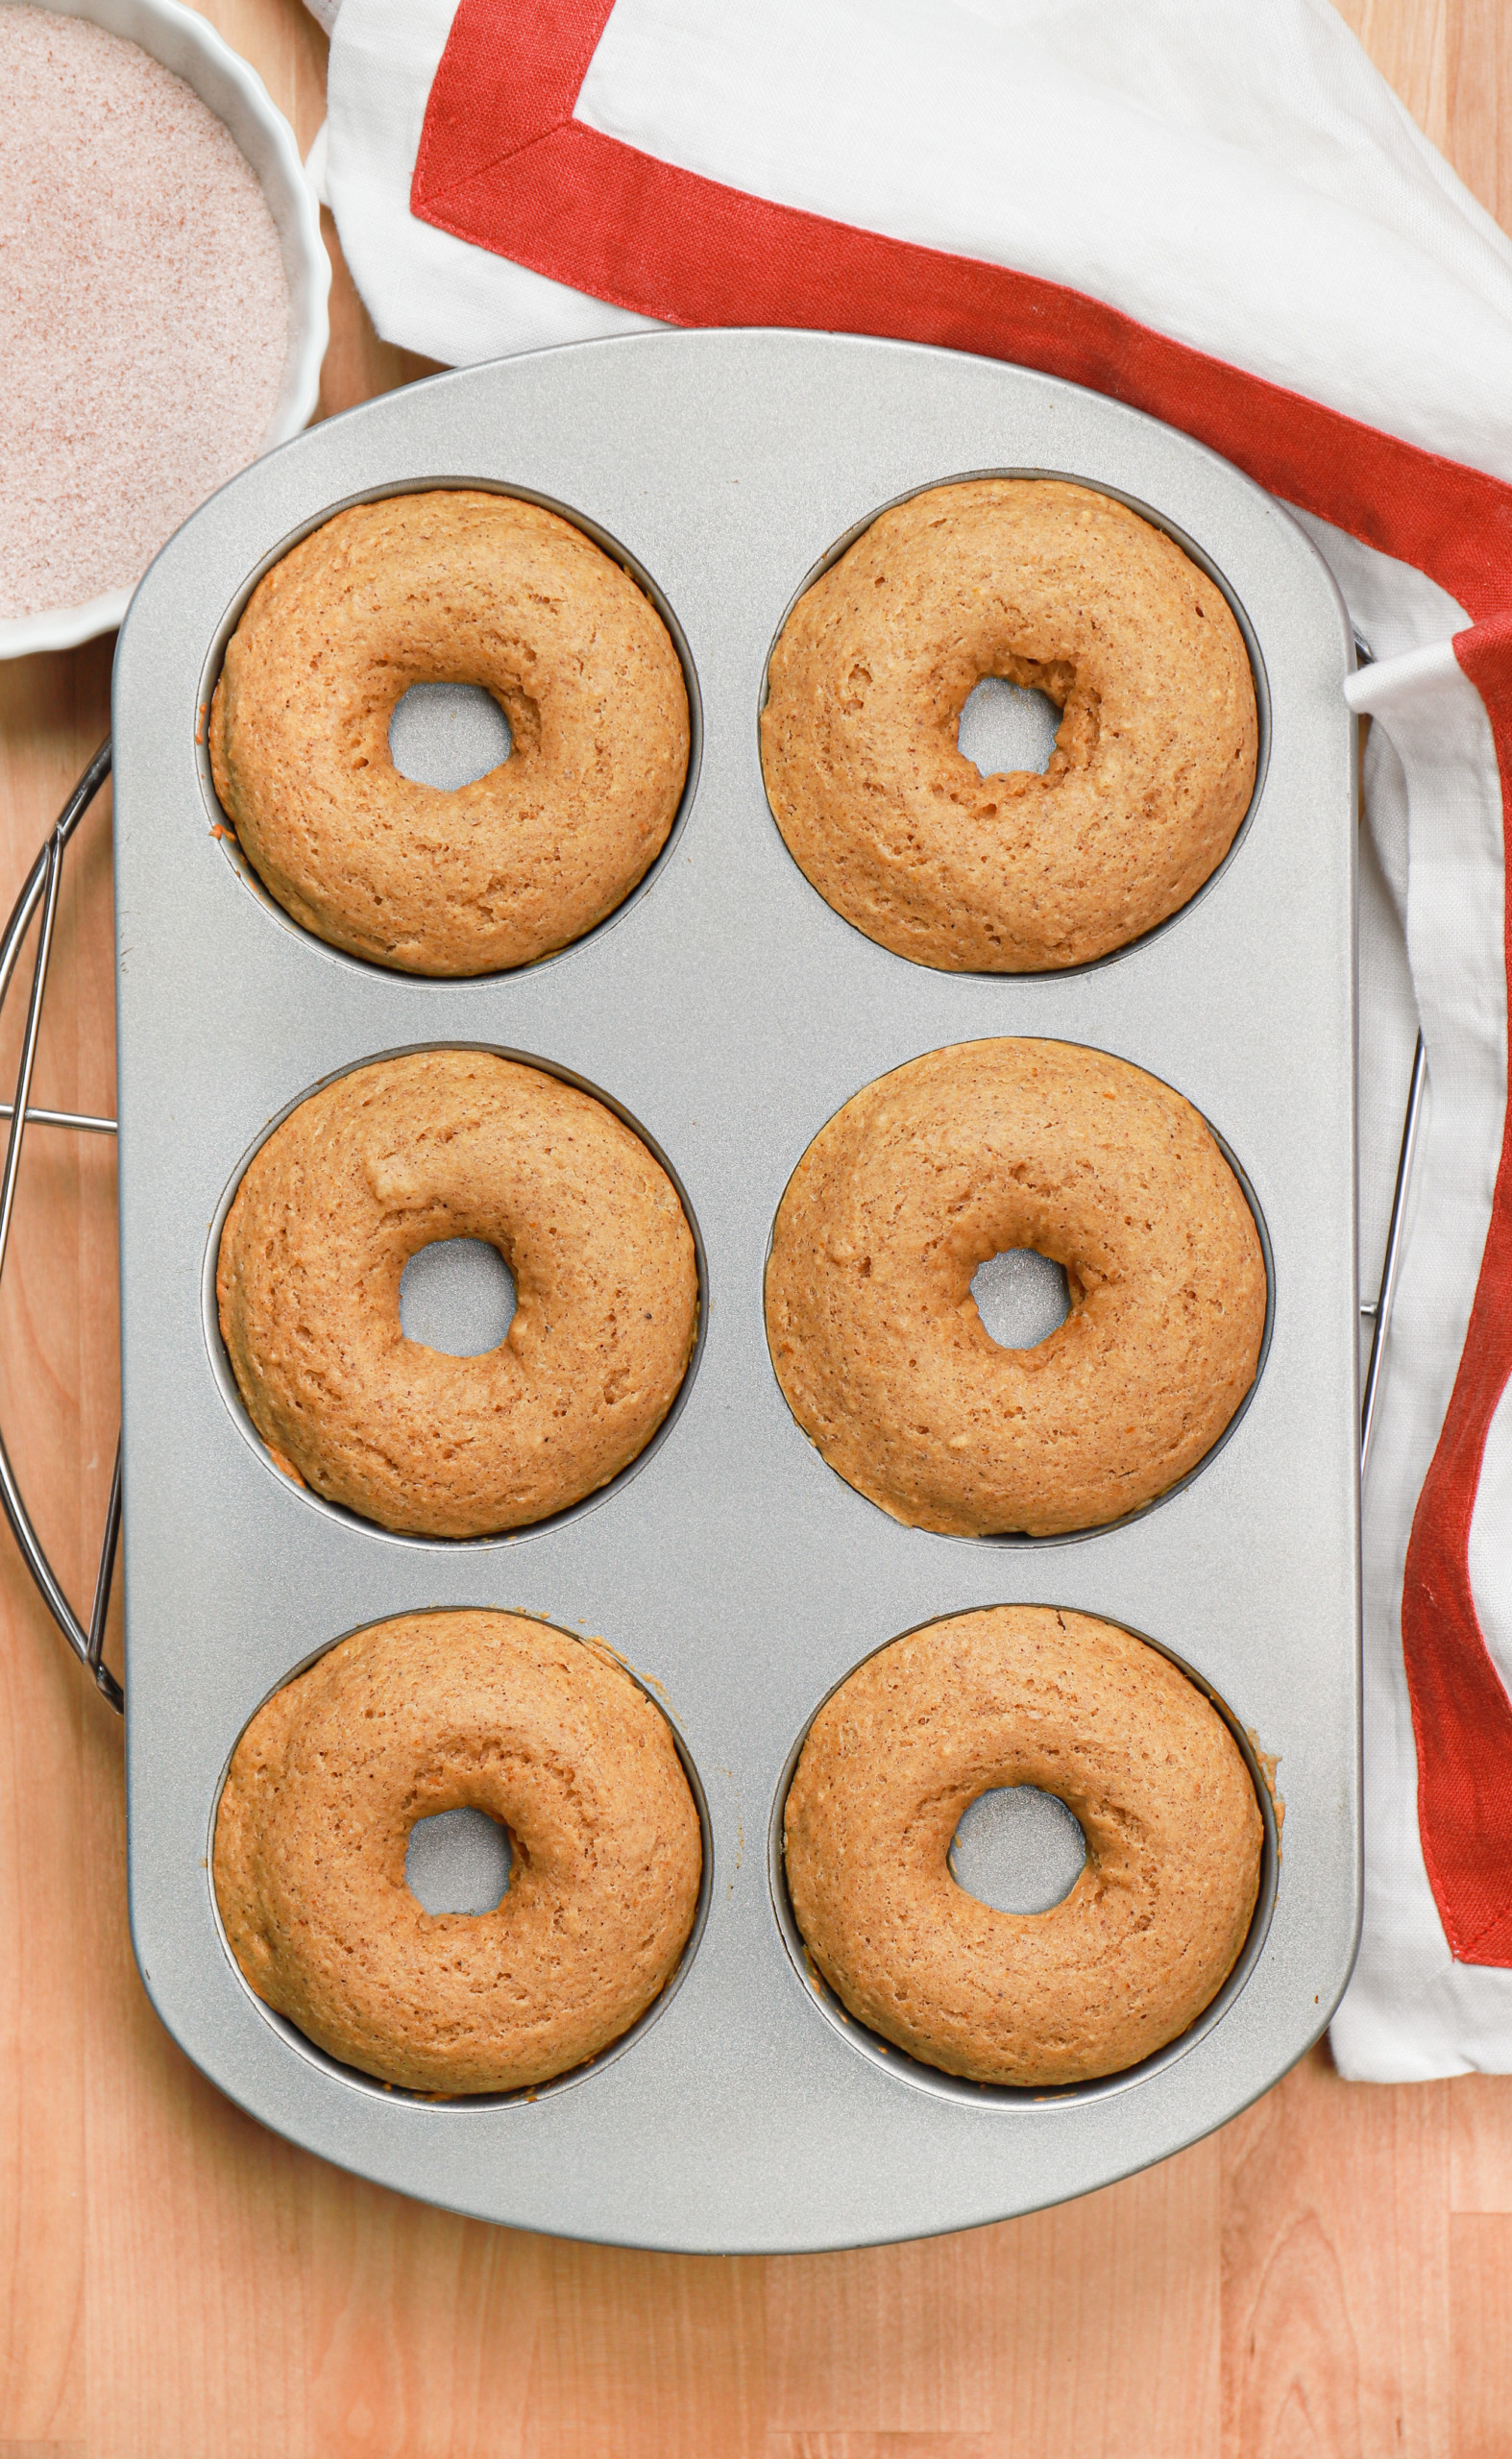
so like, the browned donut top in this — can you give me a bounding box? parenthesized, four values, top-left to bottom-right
(210, 490, 690, 976)
(217, 1049, 698, 1538)
(761, 478, 1257, 971)
(214, 1611, 703, 2095)
(784, 1607, 1263, 2086)
(765, 1038, 1265, 1536)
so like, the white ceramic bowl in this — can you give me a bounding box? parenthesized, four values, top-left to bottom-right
(0, 0, 330, 659)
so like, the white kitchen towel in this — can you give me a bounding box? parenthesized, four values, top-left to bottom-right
(312, 0, 1512, 2077)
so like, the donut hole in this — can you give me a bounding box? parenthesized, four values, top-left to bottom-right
(970, 1249, 1071, 1350)
(400, 1236, 517, 1356)
(388, 681, 513, 790)
(403, 1806, 513, 1914)
(948, 1784, 1087, 1913)
(956, 675, 1061, 779)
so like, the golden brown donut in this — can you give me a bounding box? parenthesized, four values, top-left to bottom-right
(765, 1038, 1265, 1537)
(784, 1607, 1263, 2086)
(217, 1049, 698, 1537)
(760, 477, 1257, 971)
(209, 490, 690, 976)
(214, 1611, 703, 2095)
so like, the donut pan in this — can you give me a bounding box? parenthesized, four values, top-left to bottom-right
(112, 329, 1358, 2253)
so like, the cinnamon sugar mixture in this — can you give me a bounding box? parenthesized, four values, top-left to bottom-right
(0, 7, 289, 621)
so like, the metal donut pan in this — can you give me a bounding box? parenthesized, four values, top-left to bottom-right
(112, 329, 1359, 2253)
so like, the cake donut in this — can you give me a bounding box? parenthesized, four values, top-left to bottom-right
(217, 1049, 698, 1537)
(783, 1607, 1264, 2087)
(765, 1038, 1265, 1537)
(209, 490, 690, 976)
(214, 1611, 703, 2094)
(761, 477, 1257, 970)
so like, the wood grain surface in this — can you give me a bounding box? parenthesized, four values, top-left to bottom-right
(2, 2, 1510, 2451)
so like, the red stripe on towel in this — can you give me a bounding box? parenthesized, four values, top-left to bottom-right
(1402, 612, 1512, 1962)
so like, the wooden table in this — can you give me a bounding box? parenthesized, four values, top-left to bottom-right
(2, 4, 1509, 2449)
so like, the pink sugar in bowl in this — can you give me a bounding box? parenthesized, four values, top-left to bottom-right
(0, 0, 329, 656)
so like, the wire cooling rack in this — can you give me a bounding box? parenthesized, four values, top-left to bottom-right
(0, 738, 121, 1712)
(0, 717, 1421, 1722)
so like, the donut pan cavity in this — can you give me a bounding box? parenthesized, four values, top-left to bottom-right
(767, 1612, 1282, 2111)
(191, 476, 704, 980)
(760, 1080, 1279, 1549)
(113, 329, 1358, 2254)
(205, 1612, 718, 2115)
(198, 1040, 711, 1547)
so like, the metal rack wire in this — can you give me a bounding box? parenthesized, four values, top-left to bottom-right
(0, 734, 1426, 1719)
(0, 738, 122, 1712)
(1361, 1033, 1425, 1478)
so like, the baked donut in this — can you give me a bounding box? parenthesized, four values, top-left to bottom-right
(217, 1049, 698, 1537)
(765, 1038, 1265, 1536)
(761, 477, 1257, 970)
(209, 490, 690, 975)
(214, 1611, 703, 2094)
(784, 1607, 1263, 2086)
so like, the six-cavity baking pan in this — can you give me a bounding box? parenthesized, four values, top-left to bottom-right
(112, 329, 1359, 2254)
